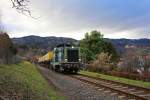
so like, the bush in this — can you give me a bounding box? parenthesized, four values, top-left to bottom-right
(86, 52, 114, 73)
(12, 55, 22, 64)
(107, 71, 150, 81)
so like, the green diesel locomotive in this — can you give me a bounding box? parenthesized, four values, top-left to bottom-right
(38, 44, 82, 73)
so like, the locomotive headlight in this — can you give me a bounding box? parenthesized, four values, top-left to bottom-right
(65, 58, 67, 62)
(79, 59, 81, 62)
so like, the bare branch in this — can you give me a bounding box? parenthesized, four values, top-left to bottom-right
(10, 0, 32, 17)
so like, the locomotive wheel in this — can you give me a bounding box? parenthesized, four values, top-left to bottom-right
(73, 69, 78, 74)
(59, 66, 64, 72)
(54, 65, 60, 72)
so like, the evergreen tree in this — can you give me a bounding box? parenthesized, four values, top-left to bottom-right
(80, 30, 118, 63)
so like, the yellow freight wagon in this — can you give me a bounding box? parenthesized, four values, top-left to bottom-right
(38, 51, 54, 63)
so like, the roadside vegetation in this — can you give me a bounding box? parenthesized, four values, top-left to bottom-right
(0, 32, 18, 64)
(79, 71, 150, 88)
(80, 30, 150, 82)
(0, 30, 65, 99)
(80, 30, 118, 63)
(0, 61, 65, 100)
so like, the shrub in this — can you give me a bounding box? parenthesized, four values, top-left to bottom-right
(86, 52, 114, 73)
(0, 33, 17, 64)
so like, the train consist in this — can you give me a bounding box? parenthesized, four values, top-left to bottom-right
(38, 44, 82, 73)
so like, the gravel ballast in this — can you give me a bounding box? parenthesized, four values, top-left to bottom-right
(37, 66, 125, 100)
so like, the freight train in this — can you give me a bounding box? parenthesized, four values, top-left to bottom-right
(38, 44, 82, 73)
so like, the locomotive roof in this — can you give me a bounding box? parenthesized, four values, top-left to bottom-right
(56, 43, 72, 47)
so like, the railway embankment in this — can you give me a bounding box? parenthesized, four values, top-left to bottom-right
(0, 61, 64, 100)
(79, 71, 150, 88)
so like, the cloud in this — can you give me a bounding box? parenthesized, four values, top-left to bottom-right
(0, 0, 150, 39)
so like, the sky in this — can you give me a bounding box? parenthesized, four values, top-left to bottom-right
(0, 0, 150, 40)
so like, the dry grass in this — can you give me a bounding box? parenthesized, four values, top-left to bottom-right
(0, 61, 65, 100)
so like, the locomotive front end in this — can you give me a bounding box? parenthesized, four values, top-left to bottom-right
(52, 44, 82, 73)
(62, 47, 82, 73)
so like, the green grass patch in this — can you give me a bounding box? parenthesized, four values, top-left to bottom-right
(0, 61, 65, 100)
(79, 70, 150, 88)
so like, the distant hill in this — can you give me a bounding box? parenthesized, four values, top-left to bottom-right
(12, 35, 78, 50)
(12, 36, 150, 55)
(107, 38, 150, 46)
(106, 38, 150, 54)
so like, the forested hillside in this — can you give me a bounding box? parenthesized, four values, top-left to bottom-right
(12, 36, 150, 56)
(12, 36, 78, 50)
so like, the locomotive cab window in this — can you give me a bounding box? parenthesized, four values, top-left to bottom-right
(66, 49, 79, 62)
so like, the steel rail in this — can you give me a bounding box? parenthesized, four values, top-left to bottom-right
(79, 74, 150, 92)
(70, 75, 149, 100)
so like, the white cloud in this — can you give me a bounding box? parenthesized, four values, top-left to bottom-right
(0, 0, 150, 39)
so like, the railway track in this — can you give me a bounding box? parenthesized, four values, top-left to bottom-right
(70, 74, 150, 100)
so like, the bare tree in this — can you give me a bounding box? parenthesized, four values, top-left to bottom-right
(10, 0, 31, 16)
(0, 13, 17, 64)
(0, 33, 17, 64)
(118, 48, 150, 73)
(0, 12, 3, 32)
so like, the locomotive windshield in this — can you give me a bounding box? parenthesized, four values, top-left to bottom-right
(67, 49, 79, 62)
